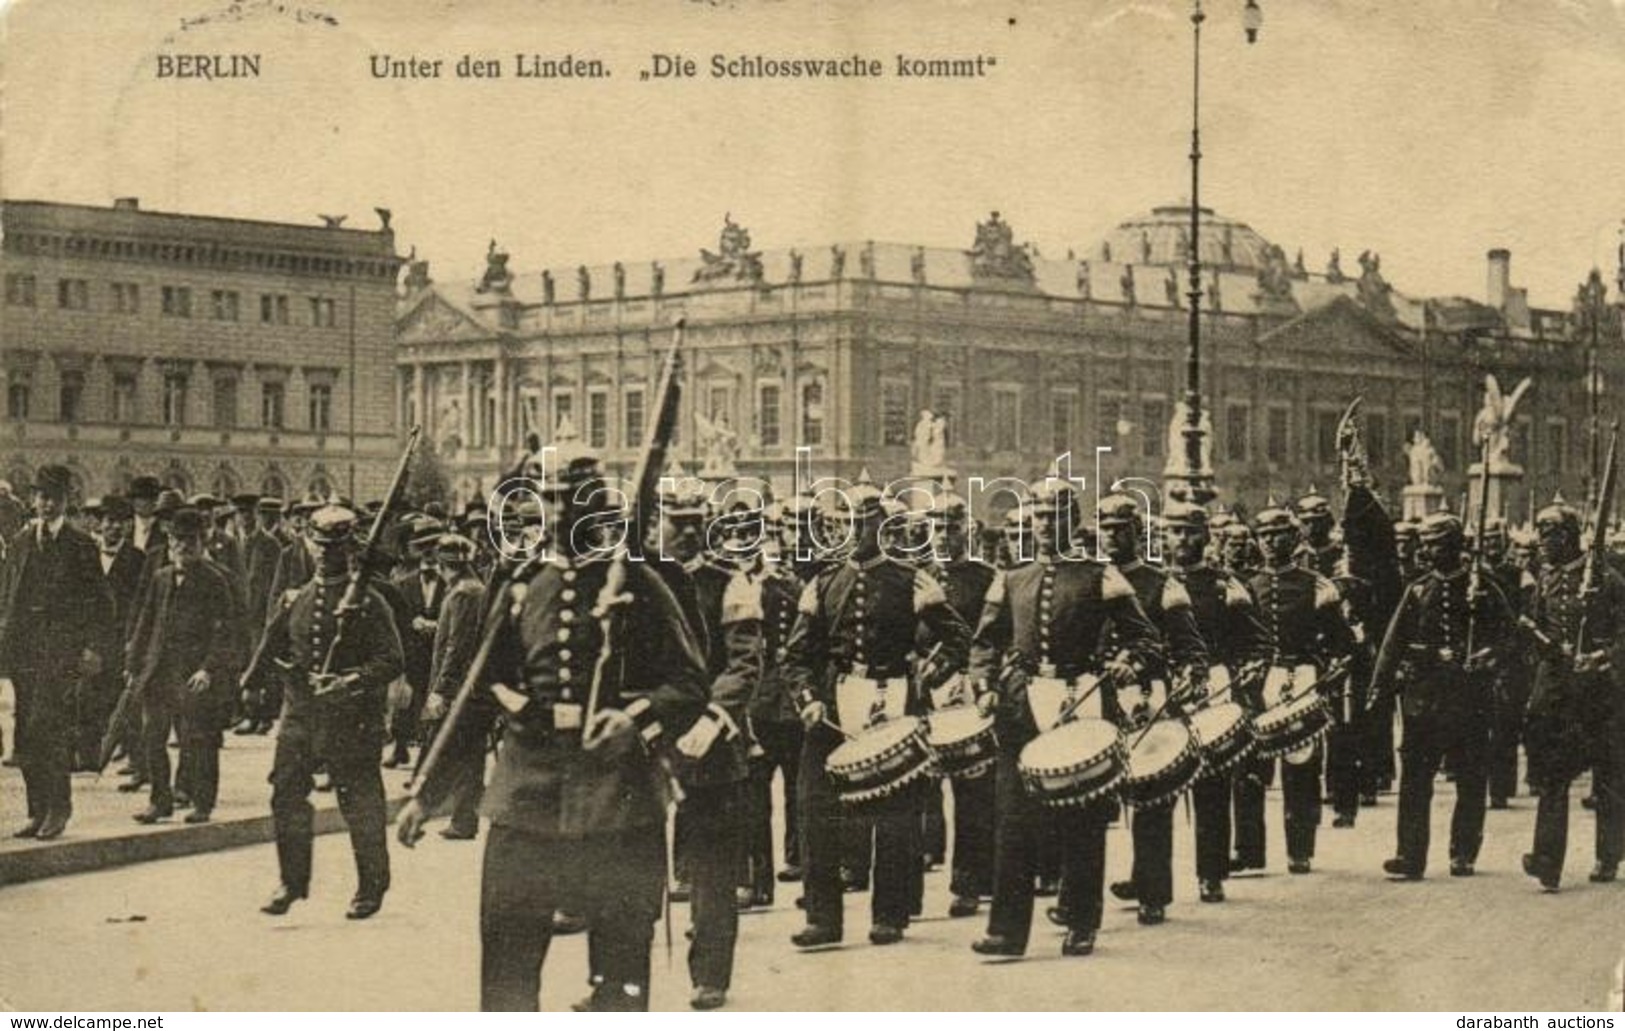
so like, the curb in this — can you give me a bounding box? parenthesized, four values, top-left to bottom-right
(0, 797, 408, 887)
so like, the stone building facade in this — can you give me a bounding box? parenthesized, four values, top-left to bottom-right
(399, 207, 1620, 521)
(1, 198, 402, 502)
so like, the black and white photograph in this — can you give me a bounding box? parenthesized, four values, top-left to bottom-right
(3, 0, 1625, 1015)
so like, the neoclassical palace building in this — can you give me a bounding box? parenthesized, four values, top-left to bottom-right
(1, 198, 402, 501)
(397, 207, 1619, 518)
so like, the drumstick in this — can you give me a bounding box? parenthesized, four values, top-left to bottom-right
(1054, 674, 1107, 725)
(1129, 690, 1181, 752)
(821, 716, 859, 742)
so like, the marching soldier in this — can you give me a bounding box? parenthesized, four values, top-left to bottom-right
(1521, 500, 1625, 891)
(1369, 512, 1518, 879)
(922, 492, 999, 919)
(1219, 522, 1263, 579)
(1480, 520, 1536, 809)
(1098, 494, 1208, 925)
(1163, 500, 1269, 903)
(416, 533, 488, 840)
(1296, 492, 1367, 828)
(248, 505, 404, 919)
(1242, 504, 1357, 875)
(783, 474, 972, 949)
(399, 439, 710, 1011)
(0, 465, 111, 840)
(967, 479, 1161, 958)
(743, 496, 824, 900)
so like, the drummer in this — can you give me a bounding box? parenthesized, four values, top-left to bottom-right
(1162, 501, 1269, 903)
(782, 473, 972, 950)
(1095, 495, 1209, 927)
(1242, 504, 1358, 875)
(920, 492, 1000, 919)
(966, 478, 1162, 959)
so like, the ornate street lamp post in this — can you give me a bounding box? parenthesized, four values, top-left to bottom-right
(1167, 0, 1261, 506)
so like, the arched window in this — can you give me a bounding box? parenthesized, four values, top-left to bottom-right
(308, 472, 333, 499)
(261, 470, 289, 500)
(211, 465, 240, 499)
(162, 464, 191, 495)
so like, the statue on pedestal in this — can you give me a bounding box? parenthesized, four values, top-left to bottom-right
(1405, 429, 1443, 488)
(1473, 373, 1533, 474)
(910, 409, 948, 476)
(694, 410, 740, 479)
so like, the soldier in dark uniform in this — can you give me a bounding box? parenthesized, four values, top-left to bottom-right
(1097, 494, 1207, 925)
(125, 507, 241, 824)
(1163, 500, 1268, 903)
(1479, 520, 1537, 809)
(966, 479, 1161, 959)
(1521, 501, 1625, 891)
(1369, 512, 1519, 879)
(399, 440, 710, 1011)
(1243, 504, 1357, 875)
(743, 496, 824, 899)
(922, 492, 998, 919)
(249, 498, 321, 735)
(1295, 492, 1368, 828)
(783, 474, 972, 949)
(416, 533, 488, 840)
(1219, 522, 1263, 579)
(247, 505, 404, 919)
(0, 465, 110, 840)
(1394, 519, 1422, 584)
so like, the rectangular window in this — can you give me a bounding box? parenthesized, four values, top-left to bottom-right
(213, 377, 238, 429)
(707, 385, 733, 426)
(309, 296, 337, 328)
(1267, 407, 1290, 464)
(933, 383, 962, 447)
(1226, 404, 1250, 462)
(260, 382, 285, 429)
(801, 380, 825, 447)
(57, 278, 89, 310)
(1142, 399, 1167, 459)
(112, 372, 137, 423)
(260, 294, 289, 324)
(112, 282, 140, 314)
(1513, 417, 1532, 473)
(758, 382, 782, 448)
(587, 389, 608, 449)
(1367, 411, 1388, 468)
(1050, 389, 1076, 455)
(7, 382, 30, 420)
(881, 380, 911, 447)
(5, 273, 36, 307)
(1315, 409, 1341, 467)
(1097, 395, 1122, 453)
(161, 286, 191, 318)
(162, 372, 188, 426)
(211, 290, 240, 322)
(992, 387, 1021, 451)
(623, 388, 645, 448)
(58, 370, 84, 423)
(309, 383, 332, 433)
(553, 391, 574, 435)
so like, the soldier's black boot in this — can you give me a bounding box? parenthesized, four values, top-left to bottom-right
(1522, 853, 1560, 893)
(1382, 857, 1422, 880)
(1589, 862, 1618, 883)
(261, 884, 307, 915)
(971, 934, 1025, 958)
(1060, 929, 1096, 956)
(1199, 879, 1225, 903)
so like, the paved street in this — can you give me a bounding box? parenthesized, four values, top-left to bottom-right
(0, 777, 1620, 1012)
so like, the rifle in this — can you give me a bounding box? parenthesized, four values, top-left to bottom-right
(1465, 436, 1493, 661)
(314, 426, 422, 691)
(1575, 419, 1621, 660)
(584, 318, 687, 733)
(408, 432, 546, 791)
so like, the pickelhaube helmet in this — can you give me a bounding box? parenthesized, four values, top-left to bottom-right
(1534, 501, 1581, 532)
(837, 468, 886, 517)
(1162, 500, 1209, 530)
(1393, 518, 1419, 542)
(1294, 489, 1333, 520)
(536, 416, 605, 499)
(1417, 511, 1463, 542)
(928, 490, 969, 523)
(1096, 492, 1143, 528)
(1253, 504, 1296, 534)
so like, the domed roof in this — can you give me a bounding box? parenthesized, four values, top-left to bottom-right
(1096, 205, 1279, 272)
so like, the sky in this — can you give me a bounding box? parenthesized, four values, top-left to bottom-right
(5, 0, 1625, 310)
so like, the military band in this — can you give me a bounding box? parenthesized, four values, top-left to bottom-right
(10, 398, 1625, 1014)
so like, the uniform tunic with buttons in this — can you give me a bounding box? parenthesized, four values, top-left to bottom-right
(1524, 555, 1625, 783)
(1113, 559, 1209, 691)
(748, 562, 822, 726)
(782, 555, 972, 717)
(1370, 567, 1516, 723)
(1247, 565, 1356, 673)
(470, 556, 710, 841)
(1173, 564, 1269, 680)
(968, 557, 1163, 744)
(262, 574, 404, 760)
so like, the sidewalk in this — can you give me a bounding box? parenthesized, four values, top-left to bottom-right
(0, 691, 411, 886)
